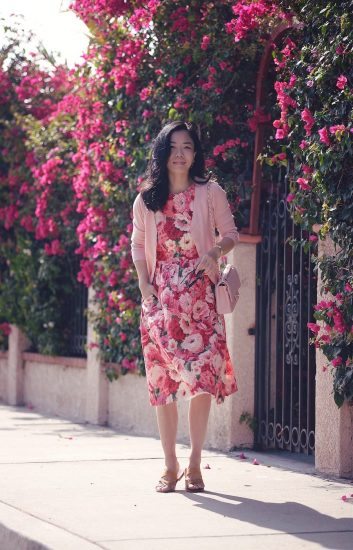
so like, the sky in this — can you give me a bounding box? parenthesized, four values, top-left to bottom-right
(0, 0, 89, 67)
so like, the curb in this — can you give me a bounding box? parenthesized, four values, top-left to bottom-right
(0, 502, 101, 550)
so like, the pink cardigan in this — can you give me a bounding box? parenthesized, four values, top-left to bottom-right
(131, 182, 239, 284)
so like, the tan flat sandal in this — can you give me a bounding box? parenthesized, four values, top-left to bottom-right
(184, 467, 205, 492)
(155, 468, 185, 493)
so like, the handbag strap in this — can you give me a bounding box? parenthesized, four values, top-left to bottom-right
(207, 182, 222, 280)
(207, 181, 217, 247)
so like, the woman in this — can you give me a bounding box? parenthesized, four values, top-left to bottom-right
(131, 121, 238, 493)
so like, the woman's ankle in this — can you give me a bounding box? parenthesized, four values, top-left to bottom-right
(165, 456, 179, 472)
(188, 455, 201, 470)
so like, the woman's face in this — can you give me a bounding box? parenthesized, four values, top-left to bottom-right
(166, 129, 195, 177)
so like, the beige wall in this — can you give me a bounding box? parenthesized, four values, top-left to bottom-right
(23, 359, 86, 421)
(224, 241, 258, 449)
(0, 353, 8, 401)
(315, 237, 353, 478)
(2, 345, 250, 451)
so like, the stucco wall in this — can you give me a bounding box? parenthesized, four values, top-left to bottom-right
(225, 241, 257, 449)
(315, 237, 353, 478)
(23, 357, 86, 422)
(0, 353, 8, 401)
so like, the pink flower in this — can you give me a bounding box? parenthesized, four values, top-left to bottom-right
(286, 193, 296, 203)
(302, 164, 313, 174)
(0, 322, 11, 336)
(20, 215, 35, 232)
(344, 283, 352, 292)
(297, 177, 311, 191)
(142, 109, 153, 119)
(332, 357, 343, 367)
(299, 140, 309, 150)
(309, 235, 318, 242)
(227, 1, 278, 42)
(301, 108, 315, 135)
(201, 35, 211, 50)
(44, 239, 65, 256)
(307, 322, 320, 333)
(87, 342, 99, 350)
(288, 75, 297, 88)
(329, 124, 346, 135)
(205, 158, 216, 168)
(336, 75, 347, 90)
(275, 128, 286, 140)
(121, 358, 136, 371)
(318, 127, 330, 146)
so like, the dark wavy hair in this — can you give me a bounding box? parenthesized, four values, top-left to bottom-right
(141, 121, 210, 211)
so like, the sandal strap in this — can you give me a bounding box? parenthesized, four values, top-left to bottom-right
(185, 468, 205, 487)
(156, 468, 184, 492)
(156, 478, 173, 489)
(160, 469, 178, 482)
(185, 467, 203, 478)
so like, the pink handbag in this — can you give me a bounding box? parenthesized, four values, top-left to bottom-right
(207, 183, 241, 314)
(215, 263, 241, 314)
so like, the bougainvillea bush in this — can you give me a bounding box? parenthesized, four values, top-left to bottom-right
(268, 0, 353, 406)
(2, 1, 352, 407)
(1, 4, 283, 372)
(0, 19, 84, 355)
(66, 0, 286, 378)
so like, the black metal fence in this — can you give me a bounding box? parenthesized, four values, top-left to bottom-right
(255, 166, 317, 455)
(62, 256, 88, 358)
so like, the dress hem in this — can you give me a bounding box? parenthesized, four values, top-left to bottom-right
(149, 387, 238, 407)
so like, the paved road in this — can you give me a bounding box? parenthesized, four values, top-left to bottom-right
(0, 402, 352, 549)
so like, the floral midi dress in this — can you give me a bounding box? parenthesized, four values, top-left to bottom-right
(140, 183, 238, 406)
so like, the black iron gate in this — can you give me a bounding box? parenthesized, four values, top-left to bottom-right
(255, 167, 317, 455)
(62, 255, 88, 357)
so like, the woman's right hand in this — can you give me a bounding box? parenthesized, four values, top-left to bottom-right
(139, 282, 158, 301)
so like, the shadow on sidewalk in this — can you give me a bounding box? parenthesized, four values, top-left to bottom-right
(183, 490, 353, 549)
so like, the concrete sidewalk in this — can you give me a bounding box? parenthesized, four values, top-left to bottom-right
(0, 403, 352, 550)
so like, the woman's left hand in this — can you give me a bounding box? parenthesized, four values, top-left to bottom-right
(195, 250, 218, 277)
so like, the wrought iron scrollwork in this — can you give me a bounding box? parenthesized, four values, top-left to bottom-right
(255, 165, 317, 455)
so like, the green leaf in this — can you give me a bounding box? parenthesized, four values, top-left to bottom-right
(334, 391, 345, 408)
(168, 108, 178, 119)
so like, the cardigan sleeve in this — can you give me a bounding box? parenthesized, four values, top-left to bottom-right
(131, 193, 147, 261)
(211, 183, 239, 244)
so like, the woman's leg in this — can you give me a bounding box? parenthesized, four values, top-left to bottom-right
(156, 401, 179, 472)
(188, 393, 212, 469)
